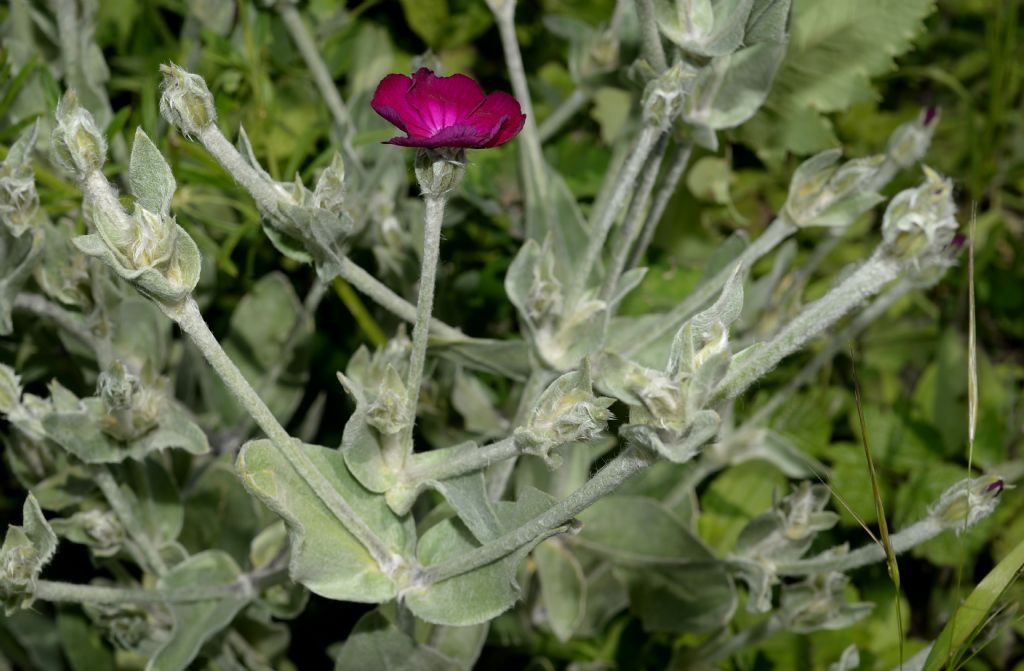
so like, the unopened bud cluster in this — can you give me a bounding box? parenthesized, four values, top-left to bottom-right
(515, 364, 614, 466)
(51, 92, 108, 177)
(97, 362, 160, 442)
(930, 475, 1004, 533)
(881, 166, 959, 268)
(0, 124, 41, 236)
(159, 64, 217, 138)
(784, 150, 885, 228)
(642, 63, 690, 129)
(886, 107, 939, 169)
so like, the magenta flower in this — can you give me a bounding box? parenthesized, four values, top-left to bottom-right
(371, 68, 525, 149)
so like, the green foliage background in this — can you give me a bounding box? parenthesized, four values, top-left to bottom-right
(1, 0, 1022, 668)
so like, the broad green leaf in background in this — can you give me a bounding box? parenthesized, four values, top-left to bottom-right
(740, 0, 937, 158)
(236, 439, 415, 603)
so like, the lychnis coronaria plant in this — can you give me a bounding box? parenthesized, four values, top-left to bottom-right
(0, 1, 1002, 670)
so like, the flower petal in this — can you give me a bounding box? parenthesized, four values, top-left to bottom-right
(462, 91, 526, 147)
(406, 68, 486, 135)
(384, 123, 497, 149)
(371, 73, 432, 138)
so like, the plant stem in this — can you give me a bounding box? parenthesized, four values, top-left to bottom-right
(622, 216, 798, 358)
(745, 277, 917, 427)
(628, 141, 693, 270)
(170, 298, 399, 573)
(538, 89, 591, 143)
(712, 251, 904, 402)
(601, 133, 668, 302)
(401, 194, 448, 451)
(93, 467, 168, 576)
(404, 437, 519, 484)
(33, 563, 285, 605)
(775, 517, 947, 576)
(192, 122, 464, 339)
(419, 445, 655, 585)
(490, 0, 550, 240)
(634, 0, 668, 71)
(488, 366, 559, 501)
(572, 124, 662, 301)
(276, 2, 363, 175)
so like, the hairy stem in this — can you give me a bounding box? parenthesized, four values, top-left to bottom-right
(420, 445, 655, 585)
(276, 2, 363, 174)
(94, 467, 168, 576)
(628, 141, 693, 270)
(490, 2, 548, 210)
(622, 216, 798, 357)
(775, 517, 947, 576)
(538, 89, 591, 143)
(573, 124, 662, 301)
(712, 252, 904, 402)
(401, 194, 448, 451)
(634, 0, 668, 71)
(601, 133, 668, 302)
(404, 437, 520, 484)
(170, 298, 398, 573)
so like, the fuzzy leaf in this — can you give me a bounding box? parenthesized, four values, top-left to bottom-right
(128, 128, 175, 215)
(334, 610, 461, 671)
(236, 439, 415, 603)
(147, 551, 249, 671)
(534, 539, 586, 642)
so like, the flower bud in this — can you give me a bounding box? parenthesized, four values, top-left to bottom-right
(930, 475, 1004, 533)
(881, 166, 958, 266)
(414, 147, 467, 197)
(85, 602, 157, 650)
(886, 107, 939, 169)
(365, 365, 411, 435)
(0, 495, 56, 614)
(515, 363, 614, 466)
(642, 62, 690, 129)
(0, 123, 41, 237)
(159, 63, 217, 138)
(96, 362, 160, 442)
(51, 91, 107, 177)
(313, 152, 347, 215)
(784, 150, 886, 228)
(781, 572, 873, 633)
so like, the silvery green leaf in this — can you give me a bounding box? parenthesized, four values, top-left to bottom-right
(573, 496, 736, 632)
(685, 352, 730, 414)
(43, 397, 208, 464)
(249, 523, 309, 620)
(736, 429, 827, 478)
(829, 645, 860, 671)
(505, 239, 542, 336)
(618, 563, 737, 632)
(427, 622, 488, 670)
(180, 459, 268, 567)
(337, 372, 398, 494)
(451, 369, 509, 438)
(431, 336, 531, 382)
(404, 487, 558, 626)
(128, 128, 175, 215)
(684, 40, 787, 134)
(147, 551, 250, 671)
(0, 363, 22, 415)
(729, 558, 776, 612)
(655, 0, 754, 56)
(236, 439, 415, 603)
(334, 610, 461, 671)
(534, 539, 586, 642)
(610, 267, 648, 307)
(72, 228, 201, 305)
(50, 0, 113, 127)
(575, 495, 714, 564)
(123, 458, 185, 549)
(0, 494, 57, 614)
(392, 442, 504, 541)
